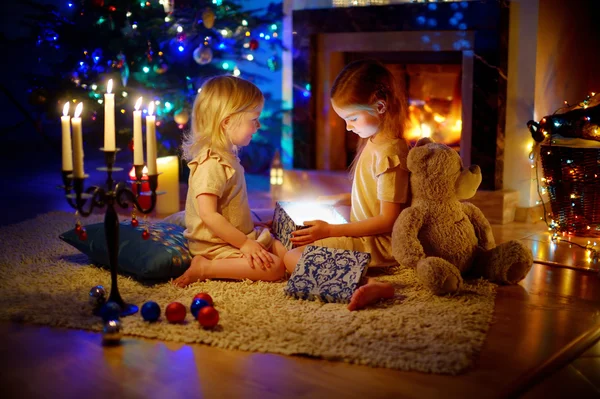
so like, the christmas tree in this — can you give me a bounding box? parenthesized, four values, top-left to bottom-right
(23, 0, 283, 173)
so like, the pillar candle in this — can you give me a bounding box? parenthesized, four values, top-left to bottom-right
(61, 102, 73, 171)
(155, 156, 180, 215)
(104, 79, 115, 151)
(72, 103, 85, 178)
(146, 102, 157, 175)
(133, 97, 144, 165)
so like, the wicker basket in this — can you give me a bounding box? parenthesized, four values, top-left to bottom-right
(540, 143, 600, 238)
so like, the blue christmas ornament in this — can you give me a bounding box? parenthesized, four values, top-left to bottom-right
(190, 298, 210, 318)
(89, 285, 106, 308)
(141, 301, 161, 322)
(100, 301, 121, 322)
(102, 319, 122, 345)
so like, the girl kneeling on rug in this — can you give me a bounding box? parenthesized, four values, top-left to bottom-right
(173, 76, 287, 287)
(284, 60, 410, 310)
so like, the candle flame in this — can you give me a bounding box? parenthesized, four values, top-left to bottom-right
(74, 102, 83, 118)
(135, 97, 143, 111)
(63, 102, 70, 117)
(148, 102, 155, 116)
(107, 79, 113, 94)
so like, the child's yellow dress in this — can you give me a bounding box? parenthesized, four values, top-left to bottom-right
(183, 148, 272, 259)
(314, 138, 410, 267)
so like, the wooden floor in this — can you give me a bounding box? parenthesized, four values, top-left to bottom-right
(1, 169, 600, 398)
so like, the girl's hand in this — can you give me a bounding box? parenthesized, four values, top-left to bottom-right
(290, 220, 331, 246)
(240, 239, 274, 270)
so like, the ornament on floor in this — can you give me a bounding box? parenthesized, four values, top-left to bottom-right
(102, 319, 122, 345)
(142, 228, 150, 240)
(193, 44, 213, 65)
(193, 292, 214, 307)
(190, 298, 210, 318)
(197, 306, 219, 328)
(202, 8, 215, 29)
(89, 285, 107, 309)
(100, 301, 122, 322)
(173, 108, 190, 125)
(141, 301, 161, 322)
(165, 302, 186, 323)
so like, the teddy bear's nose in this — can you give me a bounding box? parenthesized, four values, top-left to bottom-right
(469, 165, 481, 174)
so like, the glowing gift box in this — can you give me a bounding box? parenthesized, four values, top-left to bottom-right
(272, 201, 347, 250)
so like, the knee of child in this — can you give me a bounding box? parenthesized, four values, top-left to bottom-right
(283, 251, 296, 273)
(274, 256, 285, 272)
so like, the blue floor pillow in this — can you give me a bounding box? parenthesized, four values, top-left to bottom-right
(60, 220, 192, 282)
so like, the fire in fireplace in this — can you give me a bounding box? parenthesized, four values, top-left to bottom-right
(391, 63, 462, 150)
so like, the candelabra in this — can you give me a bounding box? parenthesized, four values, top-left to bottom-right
(62, 149, 161, 316)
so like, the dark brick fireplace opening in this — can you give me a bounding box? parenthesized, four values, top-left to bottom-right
(292, 1, 509, 190)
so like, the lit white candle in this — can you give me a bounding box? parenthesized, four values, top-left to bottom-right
(146, 102, 157, 175)
(72, 103, 85, 178)
(61, 102, 73, 171)
(104, 79, 115, 151)
(155, 156, 180, 215)
(133, 97, 143, 165)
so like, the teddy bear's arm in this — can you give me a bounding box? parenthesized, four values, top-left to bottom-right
(461, 202, 496, 249)
(392, 206, 427, 268)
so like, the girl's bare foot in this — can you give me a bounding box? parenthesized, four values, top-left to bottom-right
(348, 279, 394, 311)
(173, 255, 209, 288)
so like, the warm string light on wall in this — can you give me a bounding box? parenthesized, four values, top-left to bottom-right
(527, 91, 599, 265)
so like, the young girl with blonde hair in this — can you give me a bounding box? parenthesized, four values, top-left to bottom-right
(284, 59, 410, 310)
(174, 76, 287, 287)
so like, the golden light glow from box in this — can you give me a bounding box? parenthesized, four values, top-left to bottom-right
(281, 201, 347, 226)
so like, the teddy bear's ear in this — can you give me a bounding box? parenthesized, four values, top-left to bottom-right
(407, 142, 434, 172)
(414, 137, 434, 147)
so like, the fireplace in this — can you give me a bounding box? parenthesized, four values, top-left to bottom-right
(291, 1, 509, 190)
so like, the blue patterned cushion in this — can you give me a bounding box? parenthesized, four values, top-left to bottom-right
(60, 220, 192, 282)
(284, 245, 370, 303)
(272, 201, 347, 250)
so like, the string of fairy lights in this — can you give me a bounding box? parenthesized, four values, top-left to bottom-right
(528, 92, 599, 265)
(50, 0, 284, 127)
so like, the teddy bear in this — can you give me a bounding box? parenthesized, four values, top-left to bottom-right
(392, 138, 533, 295)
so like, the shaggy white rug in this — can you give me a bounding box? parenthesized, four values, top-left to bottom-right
(0, 211, 497, 374)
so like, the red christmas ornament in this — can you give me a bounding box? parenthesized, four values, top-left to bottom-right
(249, 39, 259, 51)
(142, 230, 150, 240)
(78, 229, 88, 241)
(131, 218, 139, 227)
(75, 223, 82, 234)
(193, 292, 214, 307)
(197, 306, 219, 328)
(165, 302, 186, 323)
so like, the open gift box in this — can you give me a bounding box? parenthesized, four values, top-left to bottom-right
(271, 201, 347, 250)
